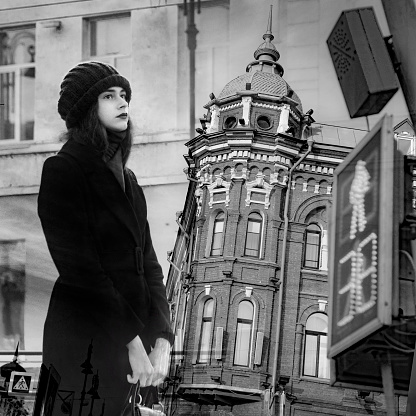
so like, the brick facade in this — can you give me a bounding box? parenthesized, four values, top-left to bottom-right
(164, 17, 407, 416)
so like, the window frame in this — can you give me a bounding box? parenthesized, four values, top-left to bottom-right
(244, 212, 263, 258)
(302, 313, 330, 379)
(196, 298, 214, 364)
(303, 223, 322, 269)
(0, 25, 36, 142)
(210, 211, 225, 256)
(233, 300, 255, 367)
(205, 210, 227, 258)
(85, 14, 131, 75)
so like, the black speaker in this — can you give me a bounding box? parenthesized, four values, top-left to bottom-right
(327, 7, 399, 118)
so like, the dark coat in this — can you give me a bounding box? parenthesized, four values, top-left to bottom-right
(38, 138, 173, 414)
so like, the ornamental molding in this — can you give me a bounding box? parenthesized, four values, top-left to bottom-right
(231, 166, 248, 181)
(252, 102, 280, 110)
(245, 173, 275, 209)
(207, 175, 232, 208)
(299, 163, 335, 175)
(194, 187, 204, 217)
(230, 288, 266, 309)
(219, 102, 243, 112)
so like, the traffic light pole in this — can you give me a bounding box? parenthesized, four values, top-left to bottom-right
(400, 156, 416, 416)
(376, 353, 397, 416)
(381, 0, 416, 131)
(379, 2, 416, 413)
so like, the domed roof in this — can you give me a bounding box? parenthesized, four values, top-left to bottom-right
(218, 71, 303, 112)
(214, 6, 302, 113)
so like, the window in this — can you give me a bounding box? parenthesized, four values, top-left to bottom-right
(211, 212, 225, 256)
(244, 213, 262, 257)
(256, 115, 272, 130)
(197, 298, 214, 363)
(303, 313, 330, 379)
(223, 116, 237, 129)
(303, 223, 321, 269)
(88, 15, 131, 79)
(0, 26, 36, 141)
(234, 300, 254, 366)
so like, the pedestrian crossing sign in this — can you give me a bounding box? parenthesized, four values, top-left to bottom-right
(8, 371, 34, 395)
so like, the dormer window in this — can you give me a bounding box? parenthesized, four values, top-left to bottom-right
(256, 115, 272, 130)
(224, 116, 237, 129)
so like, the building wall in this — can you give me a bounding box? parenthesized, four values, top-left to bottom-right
(170, 155, 408, 415)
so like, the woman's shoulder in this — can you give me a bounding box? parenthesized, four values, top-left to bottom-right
(42, 142, 84, 180)
(125, 167, 142, 188)
(125, 167, 146, 196)
(125, 167, 137, 181)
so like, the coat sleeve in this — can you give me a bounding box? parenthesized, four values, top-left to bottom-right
(142, 220, 174, 346)
(127, 169, 174, 347)
(38, 155, 143, 347)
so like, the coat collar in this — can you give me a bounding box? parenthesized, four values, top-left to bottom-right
(59, 139, 144, 248)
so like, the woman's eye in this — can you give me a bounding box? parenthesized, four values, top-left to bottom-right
(103, 94, 112, 99)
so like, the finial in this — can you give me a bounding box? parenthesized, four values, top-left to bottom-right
(264, 5, 274, 41)
(250, 4, 283, 75)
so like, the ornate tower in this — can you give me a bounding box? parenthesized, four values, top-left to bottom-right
(165, 8, 356, 416)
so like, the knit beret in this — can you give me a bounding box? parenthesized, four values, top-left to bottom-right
(58, 61, 132, 128)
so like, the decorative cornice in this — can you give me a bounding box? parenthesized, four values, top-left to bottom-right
(207, 175, 232, 208)
(252, 102, 280, 110)
(219, 102, 243, 112)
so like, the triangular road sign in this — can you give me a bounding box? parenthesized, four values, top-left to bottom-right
(13, 376, 28, 390)
(8, 371, 34, 395)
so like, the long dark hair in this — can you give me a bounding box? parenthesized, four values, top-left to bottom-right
(61, 102, 133, 166)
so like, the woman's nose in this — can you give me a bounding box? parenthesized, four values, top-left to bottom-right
(118, 97, 128, 108)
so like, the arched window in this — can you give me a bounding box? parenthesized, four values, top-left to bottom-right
(303, 313, 330, 378)
(303, 223, 322, 269)
(234, 300, 254, 366)
(197, 298, 214, 363)
(244, 213, 262, 257)
(211, 212, 225, 256)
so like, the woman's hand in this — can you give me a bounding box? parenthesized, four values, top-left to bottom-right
(148, 338, 171, 386)
(126, 336, 154, 386)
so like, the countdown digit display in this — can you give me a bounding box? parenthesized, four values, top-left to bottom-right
(328, 115, 400, 358)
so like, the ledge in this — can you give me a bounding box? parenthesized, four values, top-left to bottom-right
(0, 141, 61, 156)
(0, 186, 40, 196)
(177, 383, 263, 406)
(301, 268, 328, 277)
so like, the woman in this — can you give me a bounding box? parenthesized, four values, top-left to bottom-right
(38, 61, 174, 415)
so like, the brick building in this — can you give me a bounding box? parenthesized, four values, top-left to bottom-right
(164, 15, 410, 416)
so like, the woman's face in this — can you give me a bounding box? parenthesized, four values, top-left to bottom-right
(97, 86, 129, 132)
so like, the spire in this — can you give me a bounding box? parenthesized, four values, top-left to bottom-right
(247, 5, 284, 76)
(265, 4, 273, 40)
(13, 342, 19, 362)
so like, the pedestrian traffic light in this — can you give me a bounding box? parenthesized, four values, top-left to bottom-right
(328, 115, 410, 392)
(329, 115, 402, 358)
